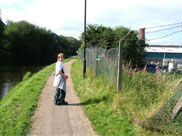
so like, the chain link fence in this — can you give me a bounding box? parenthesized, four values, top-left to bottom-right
(78, 47, 182, 135)
(79, 47, 119, 85)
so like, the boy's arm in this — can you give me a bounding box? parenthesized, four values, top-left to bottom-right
(58, 70, 67, 80)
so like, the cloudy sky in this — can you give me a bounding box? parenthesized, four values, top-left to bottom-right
(0, 0, 182, 45)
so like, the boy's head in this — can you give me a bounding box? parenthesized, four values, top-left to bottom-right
(57, 53, 64, 61)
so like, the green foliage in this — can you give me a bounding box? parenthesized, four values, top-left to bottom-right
(1, 20, 81, 66)
(120, 65, 182, 135)
(0, 48, 14, 65)
(81, 24, 115, 49)
(81, 24, 147, 66)
(0, 58, 71, 136)
(71, 59, 135, 136)
(0, 22, 4, 43)
(3, 21, 56, 65)
(66, 36, 81, 56)
(0, 18, 5, 41)
(0, 63, 55, 136)
(23, 71, 32, 81)
(71, 59, 182, 136)
(0, 18, 6, 63)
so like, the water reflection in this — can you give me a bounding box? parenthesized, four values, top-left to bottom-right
(0, 66, 43, 100)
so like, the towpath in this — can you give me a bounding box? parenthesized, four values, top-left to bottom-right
(28, 59, 98, 136)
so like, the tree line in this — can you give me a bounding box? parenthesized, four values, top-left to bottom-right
(0, 19, 147, 67)
(0, 20, 81, 66)
(81, 24, 147, 67)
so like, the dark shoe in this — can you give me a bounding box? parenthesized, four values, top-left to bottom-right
(60, 100, 68, 105)
(54, 101, 59, 105)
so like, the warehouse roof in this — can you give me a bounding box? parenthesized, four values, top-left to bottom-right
(145, 45, 182, 53)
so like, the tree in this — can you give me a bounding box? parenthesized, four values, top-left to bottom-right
(81, 24, 115, 49)
(0, 9, 5, 48)
(3, 21, 57, 65)
(66, 37, 81, 56)
(80, 24, 147, 66)
(2, 20, 81, 66)
(0, 10, 12, 66)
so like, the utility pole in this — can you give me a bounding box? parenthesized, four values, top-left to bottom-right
(83, 0, 87, 78)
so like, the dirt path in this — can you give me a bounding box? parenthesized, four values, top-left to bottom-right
(28, 60, 98, 136)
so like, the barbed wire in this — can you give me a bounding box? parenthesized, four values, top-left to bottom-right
(121, 29, 182, 41)
(123, 29, 182, 41)
(86, 33, 141, 46)
(146, 29, 182, 41)
(85, 23, 182, 45)
(86, 29, 182, 43)
(145, 21, 182, 29)
(146, 25, 182, 34)
(86, 31, 138, 45)
(87, 29, 182, 43)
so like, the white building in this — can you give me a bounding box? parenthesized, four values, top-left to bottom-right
(145, 45, 182, 63)
(145, 45, 182, 72)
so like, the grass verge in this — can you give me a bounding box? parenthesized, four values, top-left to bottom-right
(0, 58, 72, 136)
(71, 59, 135, 136)
(71, 59, 182, 136)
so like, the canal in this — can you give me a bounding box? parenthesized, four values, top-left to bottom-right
(0, 66, 43, 100)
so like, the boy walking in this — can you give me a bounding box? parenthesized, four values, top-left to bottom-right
(53, 53, 68, 105)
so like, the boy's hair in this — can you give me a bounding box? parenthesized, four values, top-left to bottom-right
(57, 53, 64, 61)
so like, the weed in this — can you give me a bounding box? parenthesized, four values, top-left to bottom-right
(71, 59, 182, 136)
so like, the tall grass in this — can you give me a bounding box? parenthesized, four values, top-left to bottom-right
(71, 58, 182, 136)
(121, 64, 180, 118)
(117, 64, 182, 135)
(71, 59, 135, 136)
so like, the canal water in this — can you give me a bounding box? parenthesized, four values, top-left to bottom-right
(0, 66, 43, 100)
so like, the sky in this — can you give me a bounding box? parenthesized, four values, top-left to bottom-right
(0, 0, 182, 45)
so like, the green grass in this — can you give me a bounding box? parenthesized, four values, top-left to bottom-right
(71, 59, 135, 136)
(71, 59, 182, 136)
(0, 58, 72, 136)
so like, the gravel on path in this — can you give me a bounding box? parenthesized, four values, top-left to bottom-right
(28, 59, 98, 136)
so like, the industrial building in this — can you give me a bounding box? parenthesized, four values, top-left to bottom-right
(145, 45, 182, 73)
(145, 45, 182, 63)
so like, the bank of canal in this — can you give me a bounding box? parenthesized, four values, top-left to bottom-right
(0, 66, 43, 100)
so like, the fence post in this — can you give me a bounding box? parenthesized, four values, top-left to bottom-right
(95, 46, 98, 76)
(87, 48, 89, 66)
(117, 31, 132, 92)
(117, 40, 124, 92)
